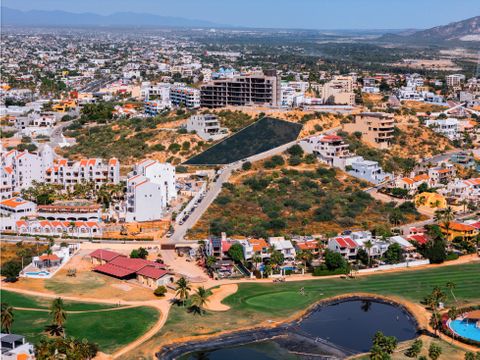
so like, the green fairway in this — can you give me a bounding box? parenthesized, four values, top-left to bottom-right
(223, 262, 480, 316)
(1, 290, 160, 353)
(0, 290, 116, 311)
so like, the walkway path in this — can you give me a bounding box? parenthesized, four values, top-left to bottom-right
(12, 305, 137, 314)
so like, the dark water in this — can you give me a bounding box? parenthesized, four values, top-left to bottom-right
(178, 300, 417, 359)
(298, 299, 417, 352)
(178, 341, 299, 360)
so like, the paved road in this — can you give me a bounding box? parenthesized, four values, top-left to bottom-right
(49, 119, 74, 148)
(79, 76, 116, 93)
(168, 126, 341, 243)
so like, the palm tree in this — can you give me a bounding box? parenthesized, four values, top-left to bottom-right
(16, 248, 28, 271)
(44, 324, 65, 337)
(175, 277, 191, 306)
(446, 282, 457, 303)
(434, 206, 454, 241)
(252, 254, 262, 270)
(364, 240, 373, 267)
(50, 298, 67, 335)
(460, 198, 468, 214)
(190, 286, 212, 314)
(1, 303, 14, 333)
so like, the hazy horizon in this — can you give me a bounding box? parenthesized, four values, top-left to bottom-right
(3, 0, 480, 30)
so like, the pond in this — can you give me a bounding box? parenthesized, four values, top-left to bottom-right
(169, 299, 418, 360)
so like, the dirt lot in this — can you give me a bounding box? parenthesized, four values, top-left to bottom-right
(6, 247, 158, 301)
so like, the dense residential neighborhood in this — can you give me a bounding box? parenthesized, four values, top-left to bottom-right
(1, 3, 480, 360)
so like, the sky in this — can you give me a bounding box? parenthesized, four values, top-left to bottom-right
(3, 0, 480, 30)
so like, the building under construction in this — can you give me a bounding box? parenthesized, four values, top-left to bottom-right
(200, 69, 280, 108)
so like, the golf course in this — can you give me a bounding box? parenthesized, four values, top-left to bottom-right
(1, 290, 160, 353)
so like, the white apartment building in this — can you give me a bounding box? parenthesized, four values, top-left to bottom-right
(446, 74, 466, 88)
(45, 158, 120, 189)
(170, 84, 200, 109)
(347, 158, 392, 185)
(125, 159, 176, 222)
(141, 82, 171, 102)
(300, 134, 352, 167)
(425, 118, 460, 140)
(1, 145, 54, 192)
(186, 114, 227, 141)
(0, 165, 15, 199)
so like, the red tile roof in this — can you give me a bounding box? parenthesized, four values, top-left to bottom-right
(408, 234, 428, 245)
(335, 237, 357, 248)
(39, 254, 60, 261)
(136, 266, 169, 280)
(89, 249, 123, 262)
(109, 256, 153, 272)
(296, 241, 319, 250)
(94, 263, 136, 278)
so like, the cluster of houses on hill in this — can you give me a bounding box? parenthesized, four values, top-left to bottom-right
(200, 214, 480, 277)
(1, 141, 179, 237)
(300, 112, 395, 184)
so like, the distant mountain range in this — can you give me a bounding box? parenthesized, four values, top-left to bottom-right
(380, 16, 480, 43)
(0, 7, 224, 28)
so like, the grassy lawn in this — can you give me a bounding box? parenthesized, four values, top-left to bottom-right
(44, 271, 108, 294)
(1, 290, 159, 353)
(10, 306, 159, 353)
(223, 263, 480, 316)
(126, 262, 480, 360)
(1, 290, 116, 311)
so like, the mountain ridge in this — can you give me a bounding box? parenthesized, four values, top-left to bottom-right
(0, 7, 225, 28)
(379, 15, 480, 43)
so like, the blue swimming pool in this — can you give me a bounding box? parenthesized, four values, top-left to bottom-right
(25, 271, 51, 277)
(449, 319, 480, 342)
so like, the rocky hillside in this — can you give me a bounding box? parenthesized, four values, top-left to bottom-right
(380, 16, 480, 43)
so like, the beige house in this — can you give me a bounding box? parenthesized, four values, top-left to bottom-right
(343, 112, 395, 149)
(136, 267, 174, 289)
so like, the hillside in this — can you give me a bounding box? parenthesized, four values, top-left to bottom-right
(380, 16, 480, 43)
(189, 153, 422, 239)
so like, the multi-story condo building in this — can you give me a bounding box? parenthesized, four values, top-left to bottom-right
(170, 84, 200, 109)
(45, 158, 120, 189)
(0, 165, 15, 199)
(446, 74, 466, 88)
(186, 114, 227, 141)
(125, 159, 176, 222)
(343, 112, 395, 149)
(200, 70, 280, 108)
(144, 100, 170, 116)
(1, 145, 54, 192)
(300, 134, 351, 167)
(317, 75, 356, 106)
(424, 118, 459, 140)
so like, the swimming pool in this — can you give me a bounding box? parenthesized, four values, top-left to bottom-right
(449, 319, 480, 342)
(25, 271, 51, 277)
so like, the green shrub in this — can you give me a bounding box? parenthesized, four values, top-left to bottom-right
(154, 286, 167, 297)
